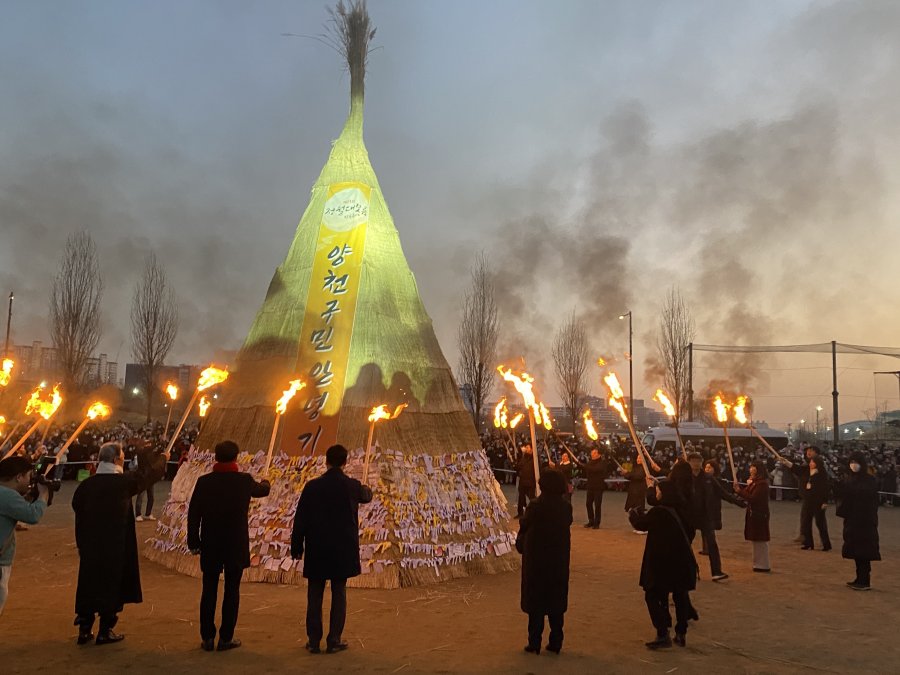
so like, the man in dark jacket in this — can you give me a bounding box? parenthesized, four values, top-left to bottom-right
(72, 441, 167, 645)
(188, 440, 271, 652)
(516, 469, 572, 654)
(629, 478, 698, 649)
(779, 445, 824, 543)
(582, 449, 613, 529)
(291, 444, 373, 654)
(698, 458, 745, 581)
(516, 444, 537, 518)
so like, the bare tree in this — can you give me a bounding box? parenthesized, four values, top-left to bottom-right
(49, 231, 103, 391)
(656, 287, 695, 422)
(131, 253, 178, 421)
(456, 253, 499, 430)
(552, 312, 589, 432)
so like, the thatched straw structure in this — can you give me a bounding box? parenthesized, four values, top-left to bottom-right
(145, 1, 518, 588)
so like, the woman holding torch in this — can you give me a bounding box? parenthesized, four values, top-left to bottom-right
(733, 460, 771, 573)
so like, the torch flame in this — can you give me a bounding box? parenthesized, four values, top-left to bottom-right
(197, 366, 229, 391)
(0, 358, 14, 387)
(24, 384, 62, 420)
(713, 395, 730, 424)
(497, 366, 537, 410)
(166, 383, 179, 401)
(603, 372, 629, 423)
(536, 401, 553, 430)
(0, 415, 5, 437)
(654, 389, 677, 418)
(597, 357, 607, 367)
(493, 398, 507, 429)
(275, 379, 305, 415)
(198, 395, 211, 417)
(368, 402, 407, 423)
(509, 413, 524, 429)
(733, 395, 749, 425)
(86, 401, 111, 420)
(582, 409, 599, 440)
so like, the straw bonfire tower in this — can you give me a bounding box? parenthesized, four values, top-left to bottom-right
(146, 0, 518, 588)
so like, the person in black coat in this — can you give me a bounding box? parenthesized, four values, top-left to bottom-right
(798, 455, 832, 550)
(291, 444, 373, 654)
(835, 451, 881, 590)
(516, 444, 537, 518)
(187, 440, 271, 652)
(72, 441, 167, 645)
(698, 459, 746, 581)
(625, 454, 663, 534)
(779, 445, 824, 542)
(581, 449, 613, 528)
(629, 478, 698, 649)
(515, 469, 572, 655)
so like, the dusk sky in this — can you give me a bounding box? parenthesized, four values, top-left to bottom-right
(2, 1, 899, 429)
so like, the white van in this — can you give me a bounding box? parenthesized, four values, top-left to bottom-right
(642, 421, 789, 454)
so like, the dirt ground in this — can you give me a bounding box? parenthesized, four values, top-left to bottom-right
(2, 482, 899, 674)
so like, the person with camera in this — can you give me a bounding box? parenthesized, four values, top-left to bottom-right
(0, 456, 49, 615)
(72, 441, 168, 645)
(187, 440, 271, 652)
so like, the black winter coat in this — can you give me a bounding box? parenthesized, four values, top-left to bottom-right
(584, 458, 613, 491)
(624, 468, 648, 511)
(515, 494, 572, 615)
(291, 467, 373, 580)
(629, 505, 697, 592)
(187, 470, 271, 572)
(836, 474, 881, 562)
(72, 456, 165, 616)
(700, 475, 746, 531)
(803, 471, 830, 509)
(517, 453, 537, 488)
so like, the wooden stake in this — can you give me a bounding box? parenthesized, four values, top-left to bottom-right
(723, 424, 737, 481)
(165, 389, 201, 456)
(57, 416, 90, 455)
(362, 420, 376, 483)
(3, 417, 44, 459)
(528, 410, 541, 496)
(264, 413, 281, 474)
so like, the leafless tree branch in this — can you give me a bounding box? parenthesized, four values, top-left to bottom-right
(656, 287, 696, 423)
(456, 253, 499, 430)
(552, 312, 589, 432)
(49, 231, 103, 391)
(131, 252, 178, 422)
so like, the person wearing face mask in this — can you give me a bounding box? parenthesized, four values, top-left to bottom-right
(698, 458, 746, 581)
(734, 460, 771, 573)
(835, 452, 880, 590)
(798, 455, 832, 550)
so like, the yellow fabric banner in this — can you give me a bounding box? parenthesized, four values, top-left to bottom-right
(281, 181, 370, 454)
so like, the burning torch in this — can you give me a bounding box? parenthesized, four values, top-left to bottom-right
(163, 383, 179, 438)
(0, 358, 14, 387)
(654, 388, 687, 460)
(362, 402, 408, 483)
(4, 384, 63, 459)
(57, 401, 112, 456)
(164, 366, 229, 456)
(713, 395, 738, 481)
(264, 379, 305, 473)
(497, 365, 550, 496)
(603, 371, 657, 480)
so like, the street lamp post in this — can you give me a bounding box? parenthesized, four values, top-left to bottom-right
(800, 419, 806, 444)
(618, 311, 633, 429)
(4, 292, 13, 357)
(815, 405, 822, 439)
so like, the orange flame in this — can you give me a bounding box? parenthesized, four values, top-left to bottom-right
(86, 401, 111, 420)
(275, 379, 305, 415)
(509, 413, 524, 429)
(368, 402, 408, 424)
(536, 401, 553, 430)
(493, 398, 507, 429)
(24, 384, 62, 420)
(597, 357, 607, 367)
(197, 366, 229, 391)
(0, 415, 5, 437)
(497, 366, 537, 409)
(603, 372, 628, 423)
(654, 389, 677, 418)
(582, 409, 599, 440)
(713, 395, 730, 424)
(166, 383, 179, 401)
(0, 358, 14, 387)
(198, 395, 211, 417)
(733, 395, 749, 425)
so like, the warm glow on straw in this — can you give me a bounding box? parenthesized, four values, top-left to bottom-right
(197, 366, 229, 391)
(0, 358, 13, 387)
(275, 379, 305, 415)
(713, 395, 730, 424)
(86, 401, 111, 420)
(654, 389, 677, 418)
(582, 409, 599, 440)
(368, 403, 406, 424)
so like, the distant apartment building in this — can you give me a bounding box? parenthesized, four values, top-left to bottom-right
(12, 340, 117, 387)
(124, 363, 202, 396)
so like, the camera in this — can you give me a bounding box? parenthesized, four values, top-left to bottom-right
(28, 473, 61, 506)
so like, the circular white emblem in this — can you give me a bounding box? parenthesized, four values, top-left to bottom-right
(322, 187, 369, 232)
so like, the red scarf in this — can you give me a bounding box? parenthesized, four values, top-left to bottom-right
(212, 462, 240, 473)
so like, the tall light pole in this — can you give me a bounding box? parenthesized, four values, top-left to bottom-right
(815, 405, 822, 439)
(800, 419, 806, 445)
(4, 292, 13, 357)
(618, 311, 633, 429)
